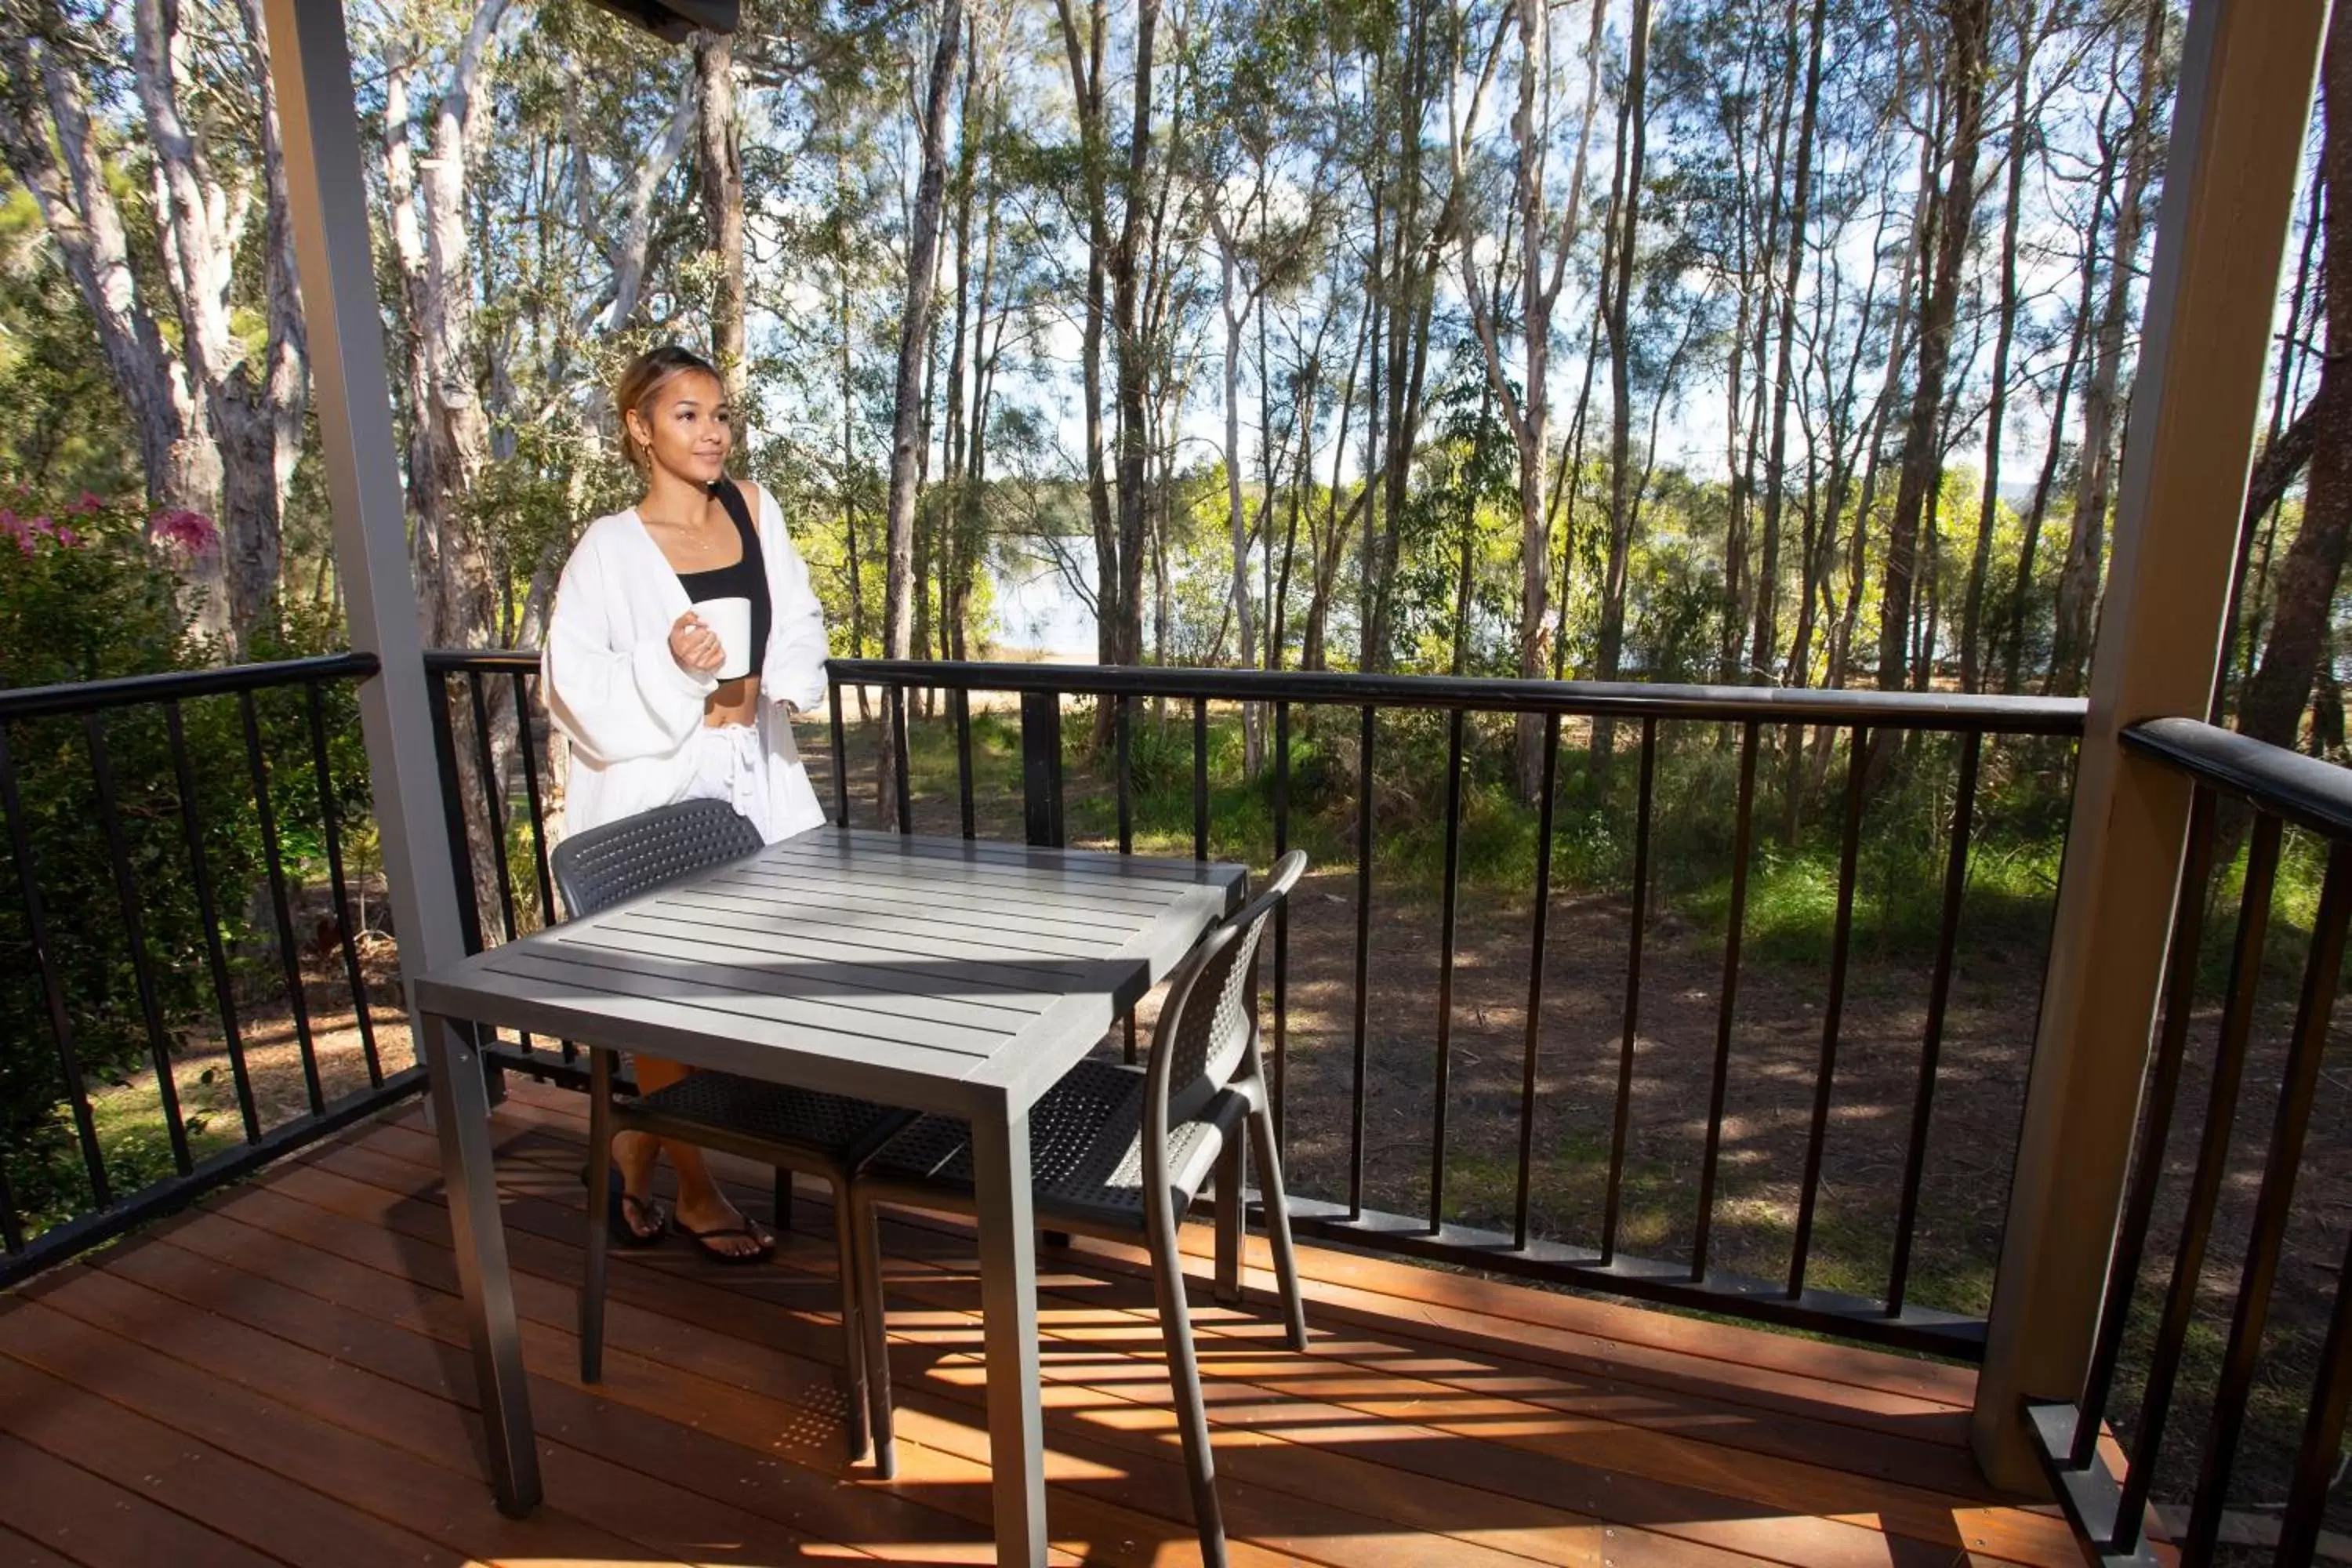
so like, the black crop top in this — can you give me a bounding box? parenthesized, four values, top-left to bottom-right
(672, 479, 770, 672)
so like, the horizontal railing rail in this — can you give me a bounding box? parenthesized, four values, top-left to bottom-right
(433, 646, 2085, 1360)
(2030, 717, 2352, 1568)
(2124, 714, 2352, 840)
(0, 651, 380, 719)
(0, 652, 421, 1288)
(827, 655, 2091, 731)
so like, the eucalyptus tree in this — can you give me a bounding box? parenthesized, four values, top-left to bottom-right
(1592, 0, 1655, 757)
(1450, 0, 1606, 793)
(2047, 0, 2166, 695)
(2240, 0, 2352, 754)
(1875, 0, 1993, 695)
(0, 0, 307, 651)
(1191, 0, 1330, 765)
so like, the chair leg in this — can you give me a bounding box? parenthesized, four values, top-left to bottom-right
(851, 1192, 898, 1479)
(1246, 1105, 1308, 1352)
(581, 1050, 614, 1385)
(829, 1181, 870, 1465)
(774, 1167, 795, 1233)
(1149, 1214, 1228, 1568)
(1213, 1134, 1244, 1308)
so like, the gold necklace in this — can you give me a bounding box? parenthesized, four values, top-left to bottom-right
(643, 502, 720, 553)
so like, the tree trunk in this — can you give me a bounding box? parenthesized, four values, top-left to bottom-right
(1751, 0, 1826, 684)
(2001, 247, 2092, 691)
(1302, 299, 1370, 672)
(953, 100, 1003, 663)
(1593, 0, 1655, 760)
(1051, 0, 1116, 670)
(694, 28, 746, 403)
(2240, 0, 2352, 753)
(1109, 0, 1161, 681)
(877, 0, 964, 826)
(2220, 171, 2328, 714)
(1876, 0, 1990, 694)
(1960, 5, 2038, 693)
(837, 245, 872, 725)
(2050, 5, 2165, 696)
(1208, 199, 1261, 768)
(0, 26, 197, 535)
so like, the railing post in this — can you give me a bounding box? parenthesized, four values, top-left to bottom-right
(1020, 690, 1064, 848)
(1971, 0, 2327, 1490)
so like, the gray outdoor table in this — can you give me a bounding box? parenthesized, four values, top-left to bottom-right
(407, 825, 1246, 1566)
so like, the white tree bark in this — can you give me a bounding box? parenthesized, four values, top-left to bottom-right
(1451, 0, 1608, 793)
(129, 0, 310, 652)
(0, 32, 193, 513)
(1207, 196, 1262, 771)
(609, 78, 699, 332)
(387, 0, 513, 649)
(879, 0, 966, 827)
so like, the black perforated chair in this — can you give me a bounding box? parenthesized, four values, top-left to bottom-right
(847, 850, 1310, 1564)
(552, 800, 913, 1461)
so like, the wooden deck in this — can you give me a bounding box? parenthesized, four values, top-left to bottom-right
(0, 1076, 2085, 1567)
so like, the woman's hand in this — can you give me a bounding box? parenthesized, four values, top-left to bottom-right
(668, 610, 724, 676)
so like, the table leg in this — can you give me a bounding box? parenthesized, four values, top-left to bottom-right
(420, 1011, 541, 1515)
(973, 1105, 1047, 1566)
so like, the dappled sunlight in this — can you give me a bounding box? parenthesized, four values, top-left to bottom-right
(0, 1079, 2079, 1563)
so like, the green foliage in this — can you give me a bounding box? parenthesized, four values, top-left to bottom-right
(0, 186, 139, 504)
(0, 492, 361, 1232)
(1029, 701, 2075, 978)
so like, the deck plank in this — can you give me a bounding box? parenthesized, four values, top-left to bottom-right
(220, 1150, 1616, 1568)
(472, 1089, 1995, 1484)
(356, 1098, 2066, 1568)
(0, 1093, 2085, 1568)
(0, 1350, 454, 1568)
(0, 1431, 281, 1568)
(0, 1523, 86, 1568)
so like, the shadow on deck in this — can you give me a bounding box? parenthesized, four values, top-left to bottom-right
(0, 1076, 2082, 1566)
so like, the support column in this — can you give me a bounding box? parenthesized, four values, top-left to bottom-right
(1973, 0, 2329, 1490)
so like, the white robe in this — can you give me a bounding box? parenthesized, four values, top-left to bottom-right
(546, 484, 829, 844)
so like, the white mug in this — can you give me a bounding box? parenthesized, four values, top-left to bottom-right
(699, 596, 754, 681)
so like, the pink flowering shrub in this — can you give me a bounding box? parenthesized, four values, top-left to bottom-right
(147, 506, 219, 556)
(0, 486, 189, 682)
(0, 509, 87, 556)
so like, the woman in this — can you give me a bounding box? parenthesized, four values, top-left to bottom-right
(545, 344, 829, 1259)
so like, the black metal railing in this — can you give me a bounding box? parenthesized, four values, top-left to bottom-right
(0, 653, 423, 1287)
(427, 645, 2086, 1358)
(2031, 717, 2352, 1568)
(823, 659, 2085, 1356)
(422, 648, 575, 1083)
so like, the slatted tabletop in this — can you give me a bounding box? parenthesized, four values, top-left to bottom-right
(406, 826, 1248, 1564)
(414, 828, 1246, 1118)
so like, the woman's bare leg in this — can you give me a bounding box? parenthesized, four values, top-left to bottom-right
(620, 1056, 771, 1258)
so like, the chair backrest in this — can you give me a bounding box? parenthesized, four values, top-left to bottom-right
(550, 800, 764, 921)
(1144, 849, 1307, 1144)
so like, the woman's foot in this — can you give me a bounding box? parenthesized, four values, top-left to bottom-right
(610, 1131, 669, 1243)
(673, 1189, 774, 1261)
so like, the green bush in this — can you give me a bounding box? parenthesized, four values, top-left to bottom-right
(0, 493, 361, 1232)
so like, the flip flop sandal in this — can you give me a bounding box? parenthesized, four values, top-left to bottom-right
(583, 1165, 669, 1248)
(677, 1218, 777, 1265)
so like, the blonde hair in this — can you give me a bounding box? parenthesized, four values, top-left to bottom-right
(615, 344, 723, 474)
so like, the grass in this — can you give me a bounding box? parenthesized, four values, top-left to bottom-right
(13, 1070, 245, 1240)
(891, 700, 2087, 964)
